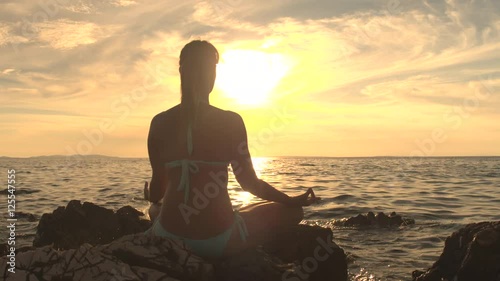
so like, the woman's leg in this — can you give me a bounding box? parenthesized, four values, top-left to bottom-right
(223, 201, 303, 256)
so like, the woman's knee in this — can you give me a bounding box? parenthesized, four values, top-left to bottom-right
(290, 206, 304, 224)
(242, 202, 303, 227)
(279, 204, 303, 225)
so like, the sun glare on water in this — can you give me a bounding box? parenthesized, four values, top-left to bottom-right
(216, 50, 291, 105)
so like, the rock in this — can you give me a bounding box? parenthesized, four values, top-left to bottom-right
(1, 228, 347, 281)
(215, 247, 297, 281)
(2, 201, 348, 281)
(375, 212, 390, 225)
(33, 200, 152, 249)
(262, 224, 348, 281)
(344, 214, 370, 226)
(367, 211, 376, 221)
(8, 211, 38, 222)
(0, 244, 34, 258)
(412, 221, 500, 281)
(1, 233, 215, 281)
(338, 212, 415, 227)
(0, 188, 39, 195)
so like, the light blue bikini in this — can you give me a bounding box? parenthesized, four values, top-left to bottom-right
(146, 122, 249, 258)
(148, 210, 248, 258)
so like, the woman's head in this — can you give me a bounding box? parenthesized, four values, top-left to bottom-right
(179, 40, 219, 103)
(178, 40, 218, 126)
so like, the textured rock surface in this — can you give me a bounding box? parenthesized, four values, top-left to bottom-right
(2, 233, 214, 281)
(263, 224, 348, 281)
(215, 247, 298, 281)
(337, 212, 415, 227)
(1, 201, 348, 281)
(412, 221, 500, 281)
(1, 230, 347, 281)
(216, 224, 348, 281)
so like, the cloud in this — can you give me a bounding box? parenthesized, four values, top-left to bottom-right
(35, 19, 120, 49)
(0, 22, 29, 47)
(359, 75, 499, 109)
(60, 0, 139, 14)
(110, 0, 139, 7)
(0, 87, 39, 96)
(0, 107, 83, 116)
(0, 24, 9, 45)
(1, 68, 16, 74)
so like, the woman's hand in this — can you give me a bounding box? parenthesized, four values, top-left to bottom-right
(286, 188, 321, 207)
(144, 181, 162, 221)
(143, 181, 150, 201)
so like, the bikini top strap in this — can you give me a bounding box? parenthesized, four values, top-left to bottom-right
(166, 159, 199, 203)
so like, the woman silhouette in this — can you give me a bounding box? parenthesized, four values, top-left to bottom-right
(145, 40, 319, 258)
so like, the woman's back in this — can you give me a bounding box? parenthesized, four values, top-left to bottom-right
(149, 103, 241, 238)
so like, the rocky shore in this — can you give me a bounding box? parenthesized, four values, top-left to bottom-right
(1, 201, 498, 280)
(1, 201, 348, 281)
(412, 221, 500, 281)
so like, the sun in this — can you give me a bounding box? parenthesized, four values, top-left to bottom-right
(215, 50, 291, 105)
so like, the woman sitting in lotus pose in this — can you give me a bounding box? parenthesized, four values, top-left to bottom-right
(144, 40, 320, 258)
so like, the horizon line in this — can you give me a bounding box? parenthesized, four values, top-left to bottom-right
(1, 154, 500, 159)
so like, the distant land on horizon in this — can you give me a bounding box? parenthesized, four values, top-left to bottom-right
(1, 154, 499, 160)
(0, 155, 141, 160)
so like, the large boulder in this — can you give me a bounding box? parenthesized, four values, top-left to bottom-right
(412, 221, 500, 281)
(216, 224, 348, 281)
(33, 200, 152, 249)
(263, 224, 348, 281)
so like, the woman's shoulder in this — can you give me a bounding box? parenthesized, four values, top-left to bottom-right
(151, 105, 181, 121)
(208, 106, 242, 120)
(149, 106, 181, 132)
(222, 109, 244, 126)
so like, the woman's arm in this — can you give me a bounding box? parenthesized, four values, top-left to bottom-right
(147, 115, 168, 203)
(230, 113, 320, 206)
(229, 113, 291, 204)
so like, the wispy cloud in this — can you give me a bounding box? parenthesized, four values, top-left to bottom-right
(0, 107, 83, 116)
(36, 19, 120, 49)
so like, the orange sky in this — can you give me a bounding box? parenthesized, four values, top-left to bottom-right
(1, 0, 499, 157)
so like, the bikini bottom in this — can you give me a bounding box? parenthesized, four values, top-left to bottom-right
(145, 211, 248, 258)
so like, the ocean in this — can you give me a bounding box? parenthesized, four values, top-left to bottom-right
(1, 156, 499, 281)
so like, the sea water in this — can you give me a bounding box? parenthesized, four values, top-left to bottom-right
(0, 156, 499, 281)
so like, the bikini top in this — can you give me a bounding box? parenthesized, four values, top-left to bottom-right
(165, 122, 229, 204)
(165, 117, 248, 242)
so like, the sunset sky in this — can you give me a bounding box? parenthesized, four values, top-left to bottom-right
(1, 0, 499, 157)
